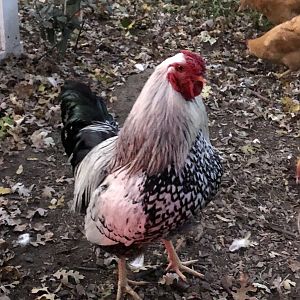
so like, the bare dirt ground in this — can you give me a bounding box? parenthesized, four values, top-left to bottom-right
(1, 1, 299, 300)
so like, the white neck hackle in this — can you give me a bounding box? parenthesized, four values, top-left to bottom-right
(113, 53, 209, 175)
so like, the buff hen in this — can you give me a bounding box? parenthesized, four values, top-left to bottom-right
(239, 0, 300, 25)
(247, 16, 300, 77)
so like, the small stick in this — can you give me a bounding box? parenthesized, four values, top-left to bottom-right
(56, 246, 79, 255)
(248, 88, 269, 103)
(74, 18, 85, 53)
(265, 222, 297, 239)
(75, 266, 99, 271)
(175, 237, 185, 252)
(35, 42, 59, 62)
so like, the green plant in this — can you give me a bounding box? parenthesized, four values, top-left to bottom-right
(248, 10, 273, 31)
(33, 0, 94, 55)
(189, 0, 240, 18)
(0, 116, 14, 140)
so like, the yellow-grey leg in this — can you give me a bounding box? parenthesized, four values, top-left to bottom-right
(116, 258, 146, 300)
(163, 240, 204, 282)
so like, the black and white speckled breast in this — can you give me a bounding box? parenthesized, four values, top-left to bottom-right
(141, 130, 223, 242)
(86, 130, 223, 255)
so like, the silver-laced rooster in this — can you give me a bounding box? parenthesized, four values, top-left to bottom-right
(59, 50, 223, 300)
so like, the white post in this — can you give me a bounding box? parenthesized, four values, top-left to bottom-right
(0, 0, 23, 60)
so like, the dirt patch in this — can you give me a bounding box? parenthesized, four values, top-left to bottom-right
(1, 1, 300, 300)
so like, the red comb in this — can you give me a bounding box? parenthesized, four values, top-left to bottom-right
(181, 50, 206, 73)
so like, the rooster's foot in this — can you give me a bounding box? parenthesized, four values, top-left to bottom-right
(163, 239, 204, 282)
(116, 258, 144, 300)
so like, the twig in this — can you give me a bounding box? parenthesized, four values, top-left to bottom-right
(74, 266, 99, 271)
(56, 246, 79, 255)
(175, 237, 186, 252)
(34, 2, 92, 60)
(248, 88, 269, 103)
(35, 42, 59, 62)
(265, 222, 297, 239)
(73, 18, 85, 53)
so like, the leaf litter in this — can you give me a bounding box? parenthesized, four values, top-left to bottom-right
(0, 0, 299, 299)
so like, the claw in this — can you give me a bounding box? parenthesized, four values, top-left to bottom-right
(163, 240, 204, 282)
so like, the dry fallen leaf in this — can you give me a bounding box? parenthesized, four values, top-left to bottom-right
(202, 84, 212, 99)
(0, 281, 19, 295)
(26, 208, 48, 219)
(36, 295, 56, 300)
(30, 231, 53, 247)
(252, 282, 271, 293)
(240, 144, 258, 155)
(11, 183, 32, 197)
(216, 214, 233, 223)
(231, 273, 258, 300)
(0, 239, 8, 250)
(42, 186, 55, 199)
(32, 222, 49, 232)
(31, 287, 56, 300)
(16, 164, 23, 175)
(0, 266, 21, 281)
(282, 279, 296, 290)
(158, 273, 179, 286)
(30, 130, 55, 149)
(289, 260, 300, 273)
(53, 269, 84, 288)
(221, 275, 234, 293)
(31, 287, 49, 294)
(0, 187, 12, 195)
(199, 30, 218, 45)
(281, 96, 300, 113)
(48, 196, 64, 209)
(13, 223, 28, 232)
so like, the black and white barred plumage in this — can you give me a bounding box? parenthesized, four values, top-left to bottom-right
(142, 131, 223, 241)
(85, 130, 222, 253)
(60, 80, 118, 171)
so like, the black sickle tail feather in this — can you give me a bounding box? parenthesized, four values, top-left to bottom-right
(59, 80, 118, 169)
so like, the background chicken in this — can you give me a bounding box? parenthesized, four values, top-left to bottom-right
(238, 0, 300, 25)
(59, 50, 223, 300)
(246, 16, 300, 77)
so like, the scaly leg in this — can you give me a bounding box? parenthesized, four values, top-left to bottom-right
(116, 258, 143, 300)
(163, 240, 204, 282)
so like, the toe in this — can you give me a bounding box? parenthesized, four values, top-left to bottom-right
(174, 268, 187, 282)
(125, 285, 142, 300)
(180, 265, 204, 278)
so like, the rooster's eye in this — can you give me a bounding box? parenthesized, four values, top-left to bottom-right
(175, 65, 184, 72)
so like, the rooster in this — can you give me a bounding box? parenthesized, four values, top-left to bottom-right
(60, 50, 223, 300)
